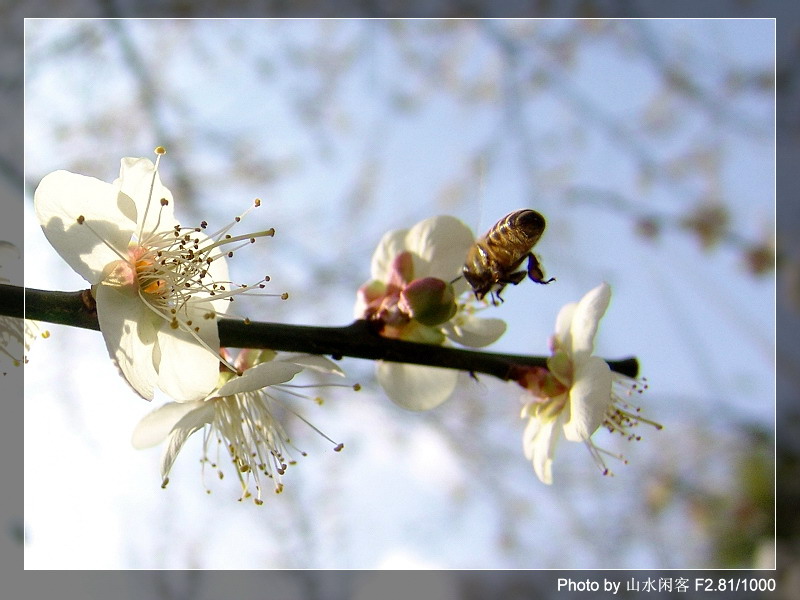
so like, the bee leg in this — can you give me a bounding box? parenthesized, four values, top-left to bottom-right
(491, 272, 526, 304)
(490, 289, 503, 305)
(526, 253, 555, 284)
(507, 271, 527, 285)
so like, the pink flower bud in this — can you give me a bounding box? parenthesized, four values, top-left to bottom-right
(388, 251, 415, 286)
(357, 279, 388, 306)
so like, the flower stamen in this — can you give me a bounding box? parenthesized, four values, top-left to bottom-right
(158, 353, 359, 504)
(85, 155, 284, 375)
(137, 147, 166, 241)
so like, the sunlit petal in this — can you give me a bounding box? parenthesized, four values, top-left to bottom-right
(115, 157, 177, 234)
(94, 284, 159, 401)
(217, 360, 303, 395)
(159, 401, 215, 480)
(569, 282, 610, 362)
(131, 400, 205, 449)
(522, 413, 562, 485)
(34, 170, 135, 283)
(276, 353, 346, 376)
(376, 361, 458, 411)
(552, 301, 576, 353)
(370, 228, 409, 281)
(405, 215, 474, 280)
(443, 314, 506, 347)
(155, 305, 222, 402)
(563, 357, 612, 442)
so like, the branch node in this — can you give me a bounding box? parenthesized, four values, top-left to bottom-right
(79, 288, 97, 316)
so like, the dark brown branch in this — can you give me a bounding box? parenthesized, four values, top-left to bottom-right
(11, 284, 639, 380)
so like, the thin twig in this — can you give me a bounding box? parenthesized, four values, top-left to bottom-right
(11, 284, 639, 380)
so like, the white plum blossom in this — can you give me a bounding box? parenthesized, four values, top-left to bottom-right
(355, 215, 506, 410)
(33, 148, 278, 401)
(132, 349, 354, 504)
(516, 282, 659, 484)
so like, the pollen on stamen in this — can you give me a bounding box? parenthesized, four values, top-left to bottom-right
(154, 146, 166, 155)
(77, 215, 85, 225)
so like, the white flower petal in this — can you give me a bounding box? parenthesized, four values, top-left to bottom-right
(217, 361, 303, 395)
(443, 315, 506, 348)
(34, 170, 136, 284)
(563, 356, 612, 442)
(94, 283, 160, 400)
(276, 353, 346, 376)
(353, 293, 369, 320)
(522, 413, 561, 485)
(553, 301, 576, 352)
(155, 305, 221, 402)
(376, 361, 458, 410)
(115, 158, 178, 235)
(451, 276, 471, 297)
(405, 215, 474, 281)
(131, 400, 205, 449)
(159, 401, 215, 480)
(370, 227, 409, 281)
(569, 282, 611, 362)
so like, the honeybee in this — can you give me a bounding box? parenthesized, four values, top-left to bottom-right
(462, 209, 555, 304)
